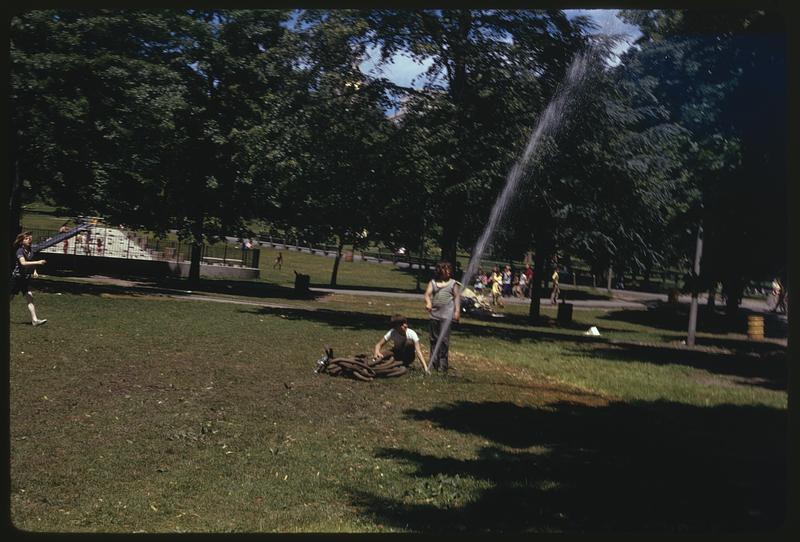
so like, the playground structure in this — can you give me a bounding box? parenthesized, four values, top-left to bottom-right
(31, 218, 260, 279)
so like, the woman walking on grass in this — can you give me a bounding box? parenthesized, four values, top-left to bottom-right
(424, 261, 460, 373)
(10, 232, 48, 326)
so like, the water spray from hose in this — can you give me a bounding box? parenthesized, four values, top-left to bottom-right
(428, 46, 599, 369)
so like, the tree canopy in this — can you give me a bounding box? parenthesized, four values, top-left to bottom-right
(619, 8, 788, 313)
(9, 8, 788, 320)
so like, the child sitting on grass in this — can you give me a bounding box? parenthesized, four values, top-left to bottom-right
(373, 314, 430, 373)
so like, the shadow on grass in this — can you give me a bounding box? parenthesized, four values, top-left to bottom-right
(491, 311, 602, 332)
(246, 305, 616, 347)
(311, 283, 422, 295)
(250, 305, 416, 336)
(246, 303, 786, 392)
(600, 303, 788, 340)
(37, 274, 325, 301)
(350, 399, 787, 532)
(567, 341, 787, 392)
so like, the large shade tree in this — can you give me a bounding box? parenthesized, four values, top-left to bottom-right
(262, 10, 395, 286)
(493, 35, 694, 320)
(10, 9, 296, 280)
(619, 8, 788, 317)
(367, 9, 593, 264)
(160, 9, 295, 280)
(10, 10, 191, 244)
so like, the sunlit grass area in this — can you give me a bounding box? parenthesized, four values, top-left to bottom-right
(9, 282, 787, 533)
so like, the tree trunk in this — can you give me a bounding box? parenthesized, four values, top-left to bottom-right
(416, 233, 425, 292)
(439, 199, 463, 264)
(188, 215, 204, 282)
(438, 11, 471, 267)
(723, 278, 743, 321)
(189, 243, 202, 282)
(330, 238, 345, 287)
(528, 249, 548, 322)
(8, 158, 23, 273)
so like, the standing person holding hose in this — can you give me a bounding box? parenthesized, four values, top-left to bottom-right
(424, 261, 460, 373)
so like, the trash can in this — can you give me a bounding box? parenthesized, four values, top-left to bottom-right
(294, 272, 310, 295)
(747, 315, 764, 341)
(344, 250, 354, 262)
(557, 302, 573, 325)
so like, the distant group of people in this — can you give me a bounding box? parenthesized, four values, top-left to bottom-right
(471, 262, 560, 306)
(472, 263, 534, 306)
(59, 222, 103, 256)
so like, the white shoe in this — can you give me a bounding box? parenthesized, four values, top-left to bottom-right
(33, 319, 48, 327)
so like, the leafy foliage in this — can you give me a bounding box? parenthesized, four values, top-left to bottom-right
(11, 9, 297, 279)
(247, 10, 397, 285)
(618, 9, 788, 312)
(368, 10, 593, 263)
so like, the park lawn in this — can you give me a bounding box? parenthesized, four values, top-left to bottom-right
(255, 246, 615, 300)
(9, 285, 787, 533)
(20, 207, 73, 231)
(257, 246, 426, 292)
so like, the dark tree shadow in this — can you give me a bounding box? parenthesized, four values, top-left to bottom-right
(245, 306, 785, 393)
(349, 400, 787, 533)
(245, 305, 623, 348)
(145, 275, 326, 300)
(36, 275, 324, 301)
(493, 311, 603, 332)
(311, 283, 421, 294)
(251, 305, 401, 334)
(600, 303, 788, 339)
(567, 341, 787, 391)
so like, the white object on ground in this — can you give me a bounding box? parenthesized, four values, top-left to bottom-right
(585, 326, 600, 336)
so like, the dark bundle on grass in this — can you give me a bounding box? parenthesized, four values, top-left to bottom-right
(315, 348, 408, 382)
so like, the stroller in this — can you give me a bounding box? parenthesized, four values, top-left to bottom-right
(460, 287, 494, 318)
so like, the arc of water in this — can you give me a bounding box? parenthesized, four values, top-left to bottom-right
(428, 49, 594, 369)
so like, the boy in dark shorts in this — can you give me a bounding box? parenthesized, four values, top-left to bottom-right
(373, 314, 429, 373)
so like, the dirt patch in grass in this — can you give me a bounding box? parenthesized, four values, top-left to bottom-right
(451, 352, 615, 408)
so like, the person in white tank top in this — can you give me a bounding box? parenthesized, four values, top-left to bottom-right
(373, 314, 429, 372)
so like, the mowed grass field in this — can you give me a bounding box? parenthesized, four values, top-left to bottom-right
(8, 273, 788, 533)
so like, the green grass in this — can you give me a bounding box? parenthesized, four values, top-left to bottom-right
(9, 279, 788, 533)
(20, 205, 72, 231)
(257, 246, 424, 292)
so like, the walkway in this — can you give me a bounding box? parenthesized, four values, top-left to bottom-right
(48, 274, 785, 319)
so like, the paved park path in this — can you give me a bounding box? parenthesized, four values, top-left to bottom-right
(50, 273, 784, 318)
(235, 237, 784, 315)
